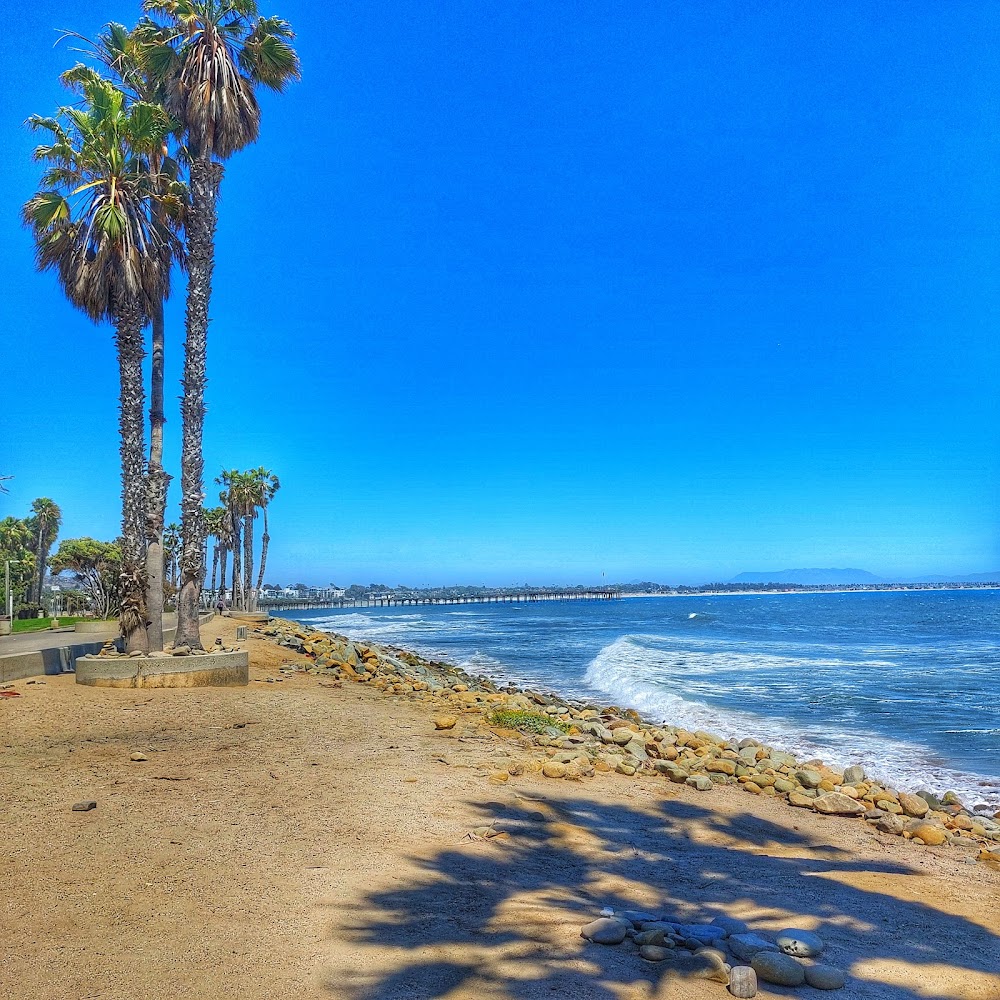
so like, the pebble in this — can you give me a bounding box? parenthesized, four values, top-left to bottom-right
(71, 800, 97, 812)
(751, 951, 806, 987)
(805, 964, 847, 990)
(776, 928, 824, 958)
(728, 965, 758, 998)
(130, 751, 148, 762)
(580, 917, 629, 945)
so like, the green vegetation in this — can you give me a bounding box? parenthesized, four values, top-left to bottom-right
(12, 617, 86, 634)
(487, 709, 571, 734)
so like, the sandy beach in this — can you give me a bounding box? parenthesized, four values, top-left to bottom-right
(1, 615, 998, 1000)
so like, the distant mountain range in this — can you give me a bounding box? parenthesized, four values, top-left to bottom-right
(731, 568, 1000, 585)
(732, 568, 882, 585)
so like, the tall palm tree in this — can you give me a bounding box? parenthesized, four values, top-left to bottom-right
(202, 505, 226, 602)
(249, 467, 279, 610)
(215, 469, 244, 610)
(24, 78, 178, 653)
(26, 498, 62, 606)
(142, 0, 300, 647)
(61, 22, 187, 651)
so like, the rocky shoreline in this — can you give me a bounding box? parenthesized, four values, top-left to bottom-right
(257, 616, 1000, 860)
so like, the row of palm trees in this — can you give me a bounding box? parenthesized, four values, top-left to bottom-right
(23, 3, 299, 652)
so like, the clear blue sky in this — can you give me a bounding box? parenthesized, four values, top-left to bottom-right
(1, 2, 998, 586)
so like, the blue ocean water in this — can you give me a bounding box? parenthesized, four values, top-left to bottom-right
(278, 589, 1000, 811)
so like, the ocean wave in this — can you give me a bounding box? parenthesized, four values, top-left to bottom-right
(583, 636, 1000, 811)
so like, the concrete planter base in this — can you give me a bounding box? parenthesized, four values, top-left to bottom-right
(75, 650, 249, 689)
(74, 620, 118, 634)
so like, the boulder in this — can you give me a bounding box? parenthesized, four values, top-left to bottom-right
(908, 822, 948, 846)
(842, 764, 866, 784)
(776, 928, 824, 958)
(813, 793, 866, 816)
(728, 933, 778, 962)
(898, 792, 930, 818)
(805, 964, 847, 990)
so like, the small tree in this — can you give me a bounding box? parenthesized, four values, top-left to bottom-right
(50, 537, 122, 620)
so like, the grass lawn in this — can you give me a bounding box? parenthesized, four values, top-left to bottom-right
(11, 617, 87, 633)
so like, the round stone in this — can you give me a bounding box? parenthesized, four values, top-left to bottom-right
(776, 928, 824, 957)
(639, 944, 674, 962)
(751, 952, 806, 987)
(805, 964, 847, 990)
(842, 764, 866, 785)
(580, 917, 629, 945)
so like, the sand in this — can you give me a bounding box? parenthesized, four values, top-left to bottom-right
(1, 615, 998, 1000)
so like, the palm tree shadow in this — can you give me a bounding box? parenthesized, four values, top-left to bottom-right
(321, 789, 1000, 1000)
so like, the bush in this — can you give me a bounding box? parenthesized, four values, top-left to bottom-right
(14, 603, 42, 620)
(487, 709, 570, 734)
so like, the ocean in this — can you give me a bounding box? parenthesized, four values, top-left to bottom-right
(276, 589, 1000, 812)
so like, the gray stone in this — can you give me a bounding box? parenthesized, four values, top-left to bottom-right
(813, 793, 866, 816)
(751, 951, 806, 987)
(611, 728, 634, 745)
(876, 813, 905, 835)
(580, 917, 629, 945)
(842, 764, 866, 784)
(71, 800, 97, 812)
(711, 916, 749, 936)
(680, 923, 728, 943)
(639, 944, 674, 962)
(805, 964, 847, 990)
(686, 775, 714, 791)
(728, 966, 758, 998)
(796, 769, 823, 788)
(659, 951, 730, 986)
(620, 910, 660, 925)
(776, 928, 824, 957)
(729, 933, 778, 962)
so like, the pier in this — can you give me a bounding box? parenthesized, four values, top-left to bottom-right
(257, 589, 621, 612)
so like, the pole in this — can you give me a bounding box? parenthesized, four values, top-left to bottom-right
(5, 559, 12, 620)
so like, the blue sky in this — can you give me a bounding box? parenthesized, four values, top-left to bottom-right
(1, 2, 998, 586)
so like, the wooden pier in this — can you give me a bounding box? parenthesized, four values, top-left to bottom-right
(258, 589, 621, 612)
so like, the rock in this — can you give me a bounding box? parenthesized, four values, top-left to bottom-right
(621, 910, 660, 924)
(729, 933, 778, 962)
(433, 715, 458, 730)
(680, 924, 728, 944)
(876, 813, 905, 835)
(581, 917, 629, 945)
(805, 964, 847, 990)
(796, 769, 823, 788)
(712, 916, 749, 936)
(978, 849, 1000, 864)
(788, 791, 817, 808)
(908, 822, 948, 846)
(71, 800, 97, 812)
(128, 650, 144, 658)
(634, 929, 668, 946)
(171, 645, 190, 656)
(686, 775, 714, 791)
(842, 765, 866, 785)
(640, 945, 674, 962)
(130, 751, 148, 762)
(813, 793, 866, 816)
(898, 792, 930, 818)
(751, 951, 806, 987)
(728, 966, 758, 998)
(542, 762, 568, 779)
(706, 759, 737, 776)
(776, 928, 824, 958)
(659, 951, 730, 986)
(611, 729, 634, 745)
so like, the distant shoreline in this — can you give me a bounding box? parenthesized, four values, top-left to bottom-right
(619, 584, 1000, 599)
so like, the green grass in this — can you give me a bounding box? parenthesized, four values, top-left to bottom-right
(11, 617, 86, 634)
(487, 708, 571, 734)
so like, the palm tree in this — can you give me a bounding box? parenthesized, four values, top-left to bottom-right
(249, 467, 279, 610)
(24, 78, 179, 653)
(26, 498, 62, 606)
(61, 22, 187, 651)
(215, 469, 246, 611)
(202, 505, 226, 603)
(142, 0, 300, 647)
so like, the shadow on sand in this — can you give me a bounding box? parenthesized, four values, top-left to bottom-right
(322, 790, 1000, 1000)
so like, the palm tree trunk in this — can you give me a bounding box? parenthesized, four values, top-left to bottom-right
(210, 542, 219, 602)
(33, 521, 44, 605)
(243, 513, 254, 613)
(115, 297, 149, 654)
(219, 543, 229, 609)
(255, 505, 270, 600)
(175, 159, 224, 649)
(230, 511, 242, 611)
(145, 299, 170, 651)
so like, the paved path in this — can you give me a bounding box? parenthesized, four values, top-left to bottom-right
(0, 616, 178, 655)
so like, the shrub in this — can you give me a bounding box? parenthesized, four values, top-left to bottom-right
(487, 709, 570, 734)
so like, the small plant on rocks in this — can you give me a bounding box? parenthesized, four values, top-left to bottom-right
(488, 709, 570, 734)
